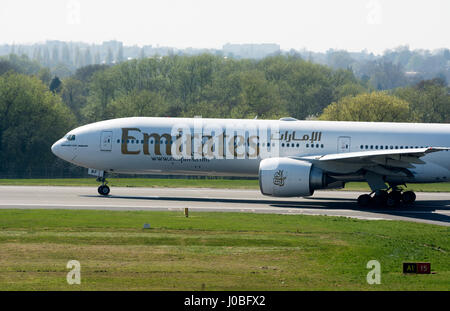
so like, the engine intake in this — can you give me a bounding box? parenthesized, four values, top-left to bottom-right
(259, 157, 333, 197)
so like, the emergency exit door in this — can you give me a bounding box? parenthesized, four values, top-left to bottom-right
(337, 136, 351, 153)
(100, 131, 113, 151)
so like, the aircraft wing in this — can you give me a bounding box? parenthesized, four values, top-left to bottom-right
(295, 147, 450, 177)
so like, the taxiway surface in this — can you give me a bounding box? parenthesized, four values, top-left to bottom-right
(0, 186, 449, 226)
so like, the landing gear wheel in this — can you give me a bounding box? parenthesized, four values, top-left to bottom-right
(98, 185, 110, 196)
(402, 191, 416, 205)
(96, 173, 110, 196)
(357, 194, 372, 207)
(372, 190, 388, 207)
(386, 191, 401, 207)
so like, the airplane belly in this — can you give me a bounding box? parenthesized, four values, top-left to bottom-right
(108, 154, 260, 177)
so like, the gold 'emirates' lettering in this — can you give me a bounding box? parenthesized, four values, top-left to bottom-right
(121, 128, 141, 154)
(121, 128, 324, 157)
(143, 133, 172, 156)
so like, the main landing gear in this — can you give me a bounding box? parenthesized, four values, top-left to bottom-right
(97, 176, 110, 196)
(357, 187, 416, 208)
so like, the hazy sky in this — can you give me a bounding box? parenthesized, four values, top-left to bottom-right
(1, 0, 448, 54)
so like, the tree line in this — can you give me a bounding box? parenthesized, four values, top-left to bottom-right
(1, 42, 449, 89)
(0, 53, 448, 177)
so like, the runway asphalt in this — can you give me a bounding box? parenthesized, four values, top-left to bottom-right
(0, 186, 449, 226)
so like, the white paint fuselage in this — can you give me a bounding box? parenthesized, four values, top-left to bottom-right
(51, 117, 450, 184)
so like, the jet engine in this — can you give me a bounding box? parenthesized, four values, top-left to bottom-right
(259, 157, 338, 197)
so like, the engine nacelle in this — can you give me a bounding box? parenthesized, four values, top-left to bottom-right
(259, 157, 329, 197)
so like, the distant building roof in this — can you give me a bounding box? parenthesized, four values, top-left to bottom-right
(222, 43, 280, 59)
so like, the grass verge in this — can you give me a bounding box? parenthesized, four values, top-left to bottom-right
(0, 209, 448, 290)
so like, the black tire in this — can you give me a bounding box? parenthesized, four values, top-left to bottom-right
(98, 185, 110, 196)
(402, 191, 416, 205)
(357, 194, 372, 207)
(372, 190, 388, 207)
(386, 191, 401, 207)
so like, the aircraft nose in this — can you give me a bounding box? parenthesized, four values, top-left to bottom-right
(51, 140, 62, 158)
(51, 139, 77, 162)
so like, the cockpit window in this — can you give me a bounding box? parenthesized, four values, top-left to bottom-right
(67, 135, 76, 141)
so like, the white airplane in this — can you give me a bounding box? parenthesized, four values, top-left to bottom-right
(51, 117, 450, 207)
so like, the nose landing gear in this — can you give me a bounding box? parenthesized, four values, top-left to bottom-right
(97, 176, 110, 196)
(357, 187, 416, 208)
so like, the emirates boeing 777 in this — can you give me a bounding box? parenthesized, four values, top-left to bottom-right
(51, 117, 450, 207)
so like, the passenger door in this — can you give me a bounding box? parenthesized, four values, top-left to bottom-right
(337, 136, 351, 153)
(100, 131, 113, 151)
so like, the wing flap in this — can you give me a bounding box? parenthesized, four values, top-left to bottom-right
(295, 147, 449, 175)
(300, 147, 448, 162)
(316, 147, 446, 162)
(370, 157, 415, 168)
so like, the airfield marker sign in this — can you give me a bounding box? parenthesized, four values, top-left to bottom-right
(403, 262, 431, 274)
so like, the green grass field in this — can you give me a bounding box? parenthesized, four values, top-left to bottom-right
(1, 178, 450, 192)
(0, 209, 448, 290)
